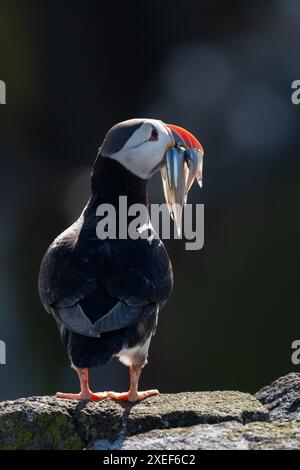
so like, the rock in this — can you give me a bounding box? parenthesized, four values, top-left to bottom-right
(0, 374, 299, 450)
(255, 373, 300, 423)
(91, 422, 300, 450)
(0, 391, 268, 450)
(0, 396, 83, 450)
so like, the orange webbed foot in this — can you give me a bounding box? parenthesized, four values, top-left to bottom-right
(107, 389, 159, 402)
(56, 391, 108, 401)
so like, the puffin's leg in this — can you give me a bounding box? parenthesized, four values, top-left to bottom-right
(107, 363, 159, 402)
(56, 368, 107, 400)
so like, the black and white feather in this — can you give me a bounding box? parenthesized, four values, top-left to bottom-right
(39, 121, 173, 370)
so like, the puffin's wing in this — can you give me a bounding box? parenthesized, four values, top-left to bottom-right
(40, 231, 160, 338)
(51, 299, 157, 338)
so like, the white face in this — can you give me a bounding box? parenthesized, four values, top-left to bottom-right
(108, 119, 173, 179)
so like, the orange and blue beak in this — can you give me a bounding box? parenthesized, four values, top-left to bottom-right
(161, 123, 204, 235)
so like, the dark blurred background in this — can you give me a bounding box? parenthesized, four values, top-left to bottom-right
(0, 0, 299, 400)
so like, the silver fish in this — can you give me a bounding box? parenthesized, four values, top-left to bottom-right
(161, 146, 204, 235)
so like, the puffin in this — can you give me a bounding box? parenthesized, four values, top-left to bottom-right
(38, 119, 204, 402)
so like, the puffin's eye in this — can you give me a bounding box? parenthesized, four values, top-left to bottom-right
(149, 126, 158, 141)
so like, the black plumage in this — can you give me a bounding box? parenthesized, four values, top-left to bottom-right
(38, 156, 173, 371)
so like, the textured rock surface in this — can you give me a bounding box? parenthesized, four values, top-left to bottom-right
(255, 373, 300, 423)
(91, 422, 300, 450)
(0, 374, 299, 450)
(0, 391, 267, 450)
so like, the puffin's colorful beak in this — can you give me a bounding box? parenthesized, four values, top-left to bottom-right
(161, 123, 204, 235)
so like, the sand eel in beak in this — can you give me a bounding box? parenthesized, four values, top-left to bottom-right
(162, 124, 204, 235)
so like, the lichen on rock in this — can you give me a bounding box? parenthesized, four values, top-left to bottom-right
(0, 373, 299, 450)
